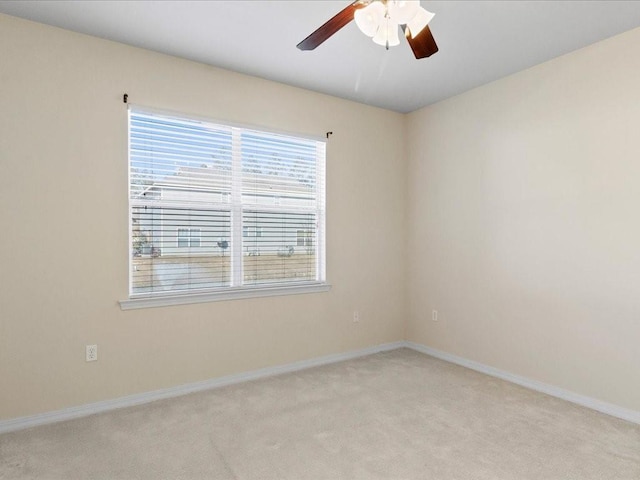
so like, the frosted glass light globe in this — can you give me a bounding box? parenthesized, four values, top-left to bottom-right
(355, 1, 385, 37)
(387, 0, 420, 25)
(406, 6, 435, 38)
(373, 20, 400, 47)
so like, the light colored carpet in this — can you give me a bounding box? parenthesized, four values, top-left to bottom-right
(1, 348, 639, 479)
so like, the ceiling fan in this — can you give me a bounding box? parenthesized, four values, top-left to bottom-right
(297, 0, 438, 59)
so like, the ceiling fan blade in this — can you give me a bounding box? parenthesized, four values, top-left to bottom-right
(297, 2, 365, 51)
(405, 25, 439, 59)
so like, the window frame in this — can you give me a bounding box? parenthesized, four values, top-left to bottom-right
(121, 105, 330, 310)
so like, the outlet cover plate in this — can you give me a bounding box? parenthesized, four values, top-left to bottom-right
(86, 345, 97, 362)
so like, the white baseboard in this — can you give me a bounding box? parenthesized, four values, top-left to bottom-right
(0, 341, 404, 434)
(3, 340, 638, 434)
(405, 341, 640, 425)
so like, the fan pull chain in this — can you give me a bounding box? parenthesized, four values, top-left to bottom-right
(384, 7, 391, 50)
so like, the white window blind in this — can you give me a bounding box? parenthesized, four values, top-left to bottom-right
(128, 107, 326, 299)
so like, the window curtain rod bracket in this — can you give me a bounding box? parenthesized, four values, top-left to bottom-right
(326, 131, 333, 139)
(123, 93, 128, 104)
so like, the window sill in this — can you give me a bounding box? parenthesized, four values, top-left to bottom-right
(119, 282, 331, 310)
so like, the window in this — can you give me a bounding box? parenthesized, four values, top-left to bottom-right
(127, 107, 327, 304)
(297, 229, 313, 247)
(242, 226, 262, 238)
(177, 228, 201, 248)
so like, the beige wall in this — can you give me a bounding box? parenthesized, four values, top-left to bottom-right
(406, 27, 640, 412)
(0, 14, 406, 420)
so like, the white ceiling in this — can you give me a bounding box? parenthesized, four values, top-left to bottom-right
(2, 0, 640, 113)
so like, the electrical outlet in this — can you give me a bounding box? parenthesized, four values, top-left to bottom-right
(86, 344, 98, 362)
(432, 310, 438, 322)
(353, 311, 360, 323)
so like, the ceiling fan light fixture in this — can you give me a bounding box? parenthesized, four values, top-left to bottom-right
(406, 6, 435, 38)
(354, 1, 385, 37)
(296, 0, 438, 59)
